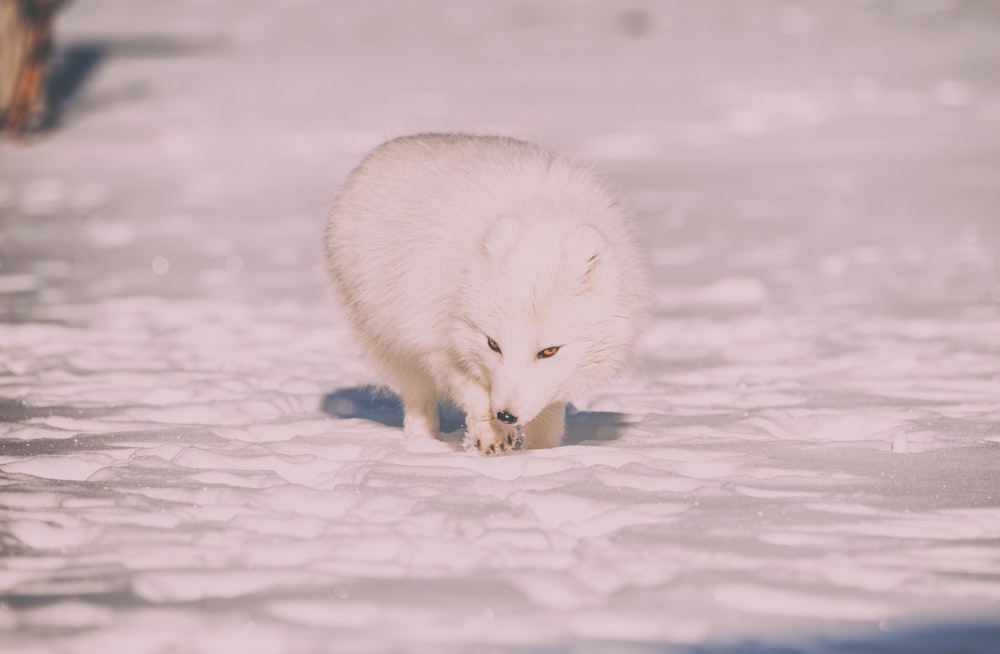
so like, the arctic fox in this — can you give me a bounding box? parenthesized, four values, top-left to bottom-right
(325, 133, 646, 455)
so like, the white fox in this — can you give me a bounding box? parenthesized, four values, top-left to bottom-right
(325, 133, 646, 455)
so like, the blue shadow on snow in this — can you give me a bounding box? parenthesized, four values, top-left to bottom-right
(321, 386, 629, 445)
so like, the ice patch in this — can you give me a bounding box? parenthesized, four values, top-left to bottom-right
(85, 216, 136, 248)
(214, 419, 332, 443)
(15, 600, 115, 630)
(570, 610, 707, 643)
(124, 400, 289, 426)
(819, 561, 914, 593)
(132, 570, 325, 603)
(139, 387, 195, 406)
(19, 178, 65, 215)
(672, 457, 744, 479)
(515, 489, 681, 536)
(723, 107, 771, 138)
(584, 132, 659, 160)
(759, 532, 842, 548)
(934, 79, 972, 107)
(713, 584, 894, 620)
(70, 182, 111, 210)
(266, 599, 381, 628)
(2, 453, 120, 481)
(225, 253, 245, 273)
(827, 510, 1000, 541)
(734, 485, 822, 499)
(891, 428, 912, 453)
(230, 513, 327, 539)
(511, 573, 589, 610)
(748, 411, 903, 443)
(0, 179, 12, 207)
(536, 444, 649, 468)
(170, 447, 338, 486)
(598, 469, 704, 493)
(693, 276, 768, 305)
(187, 621, 288, 654)
(0, 273, 40, 293)
(9, 518, 101, 549)
(322, 128, 385, 155)
(151, 256, 171, 275)
(412, 451, 577, 481)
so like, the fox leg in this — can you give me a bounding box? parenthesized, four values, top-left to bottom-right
(395, 369, 439, 439)
(453, 377, 520, 455)
(523, 402, 566, 450)
(401, 393, 439, 439)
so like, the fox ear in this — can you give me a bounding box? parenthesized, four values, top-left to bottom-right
(567, 224, 606, 289)
(482, 216, 522, 259)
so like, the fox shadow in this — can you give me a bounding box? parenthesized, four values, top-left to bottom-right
(320, 386, 628, 446)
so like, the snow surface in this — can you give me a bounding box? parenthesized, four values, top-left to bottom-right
(2, 1, 1000, 652)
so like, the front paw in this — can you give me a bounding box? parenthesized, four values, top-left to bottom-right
(463, 419, 524, 456)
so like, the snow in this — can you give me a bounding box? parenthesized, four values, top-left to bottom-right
(2, 1, 1000, 652)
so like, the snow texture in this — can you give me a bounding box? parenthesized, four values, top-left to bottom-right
(2, 1, 999, 652)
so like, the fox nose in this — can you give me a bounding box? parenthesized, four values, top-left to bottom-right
(496, 410, 518, 425)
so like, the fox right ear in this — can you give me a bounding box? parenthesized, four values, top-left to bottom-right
(481, 216, 522, 259)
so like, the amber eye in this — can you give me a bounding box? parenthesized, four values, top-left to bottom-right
(537, 346, 561, 359)
(487, 337, 502, 354)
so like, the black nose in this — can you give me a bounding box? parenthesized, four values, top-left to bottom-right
(496, 410, 518, 425)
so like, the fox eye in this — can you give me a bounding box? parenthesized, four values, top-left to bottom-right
(537, 346, 561, 359)
(487, 337, 502, 354)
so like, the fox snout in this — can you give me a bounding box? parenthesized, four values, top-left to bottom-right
(491, 381, 529, 426)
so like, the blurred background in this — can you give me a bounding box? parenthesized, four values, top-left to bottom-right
(2, 0, 999, 314)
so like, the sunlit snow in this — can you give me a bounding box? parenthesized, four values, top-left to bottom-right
(1, 1, 999, 652)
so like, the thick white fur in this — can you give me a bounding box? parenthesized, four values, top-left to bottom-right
(325, 133, 646, 455)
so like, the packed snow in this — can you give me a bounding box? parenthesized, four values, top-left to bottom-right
(2, 1, 999, 652)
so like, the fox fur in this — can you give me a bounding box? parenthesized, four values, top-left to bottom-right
(325, 133, 646, 454)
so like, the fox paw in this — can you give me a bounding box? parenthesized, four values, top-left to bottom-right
(463, 421, 524, 456)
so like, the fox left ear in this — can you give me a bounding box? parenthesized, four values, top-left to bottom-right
(482, 216, 522, 260)
(567, 224, 606, 289)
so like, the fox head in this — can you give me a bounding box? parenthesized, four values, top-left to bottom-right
(454, 216, 639, 426)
